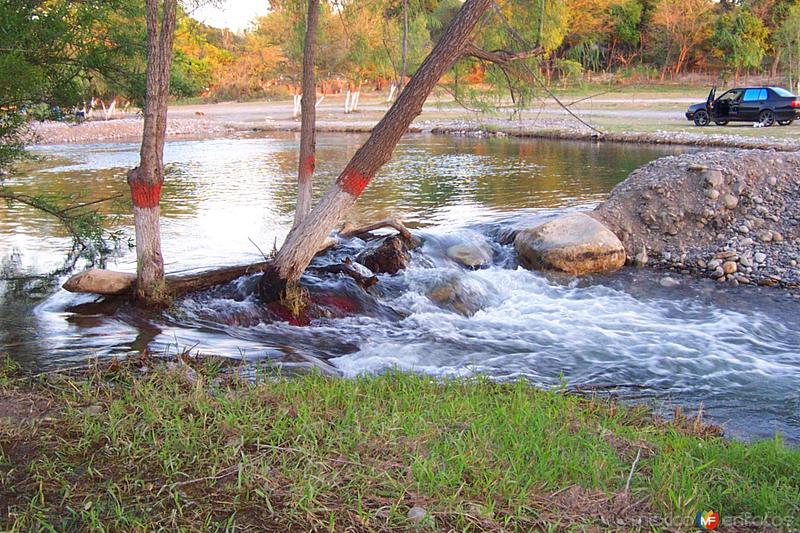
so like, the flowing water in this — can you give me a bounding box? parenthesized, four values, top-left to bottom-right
(2, 132, 799, 441)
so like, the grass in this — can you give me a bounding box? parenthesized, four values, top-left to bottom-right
(1, 355, 798, 532)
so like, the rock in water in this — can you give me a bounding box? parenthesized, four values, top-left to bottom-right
(514, 213, 626, 275)
(62, 269, 137, 295)
(446, 241, 493, 268)
(356, 236, 410, 275)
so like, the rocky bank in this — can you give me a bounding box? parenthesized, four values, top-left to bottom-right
(593, 149, 800, 289)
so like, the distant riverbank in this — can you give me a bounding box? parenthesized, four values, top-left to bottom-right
(29, 92, 800, 151)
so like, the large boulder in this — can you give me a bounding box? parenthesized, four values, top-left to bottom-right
(514, 213, 626, 275)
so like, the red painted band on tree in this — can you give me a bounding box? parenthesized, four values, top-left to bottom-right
(130, 181, 163, 208)
(301, 155, 316, 175)
(338, 168, 371, 197)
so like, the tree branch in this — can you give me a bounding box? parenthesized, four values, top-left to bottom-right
(461, 42, 544, 65)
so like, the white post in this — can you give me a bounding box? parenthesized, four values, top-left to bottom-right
(344, 90, 351, 113)
(387, 84, 396, 102)
(293, 94, 302, 118)
(315, 95, 325, 108)
(352, 84, 361, 112)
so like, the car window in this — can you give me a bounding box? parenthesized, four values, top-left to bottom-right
(742, 89, 763, 102)
(771, 87, 795, 97)
(718, 90, 741, 101)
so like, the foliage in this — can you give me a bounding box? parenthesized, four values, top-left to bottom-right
(774, 3, 800, 87)
(712, 6, 769, 75)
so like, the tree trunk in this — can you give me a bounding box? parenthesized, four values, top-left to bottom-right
(127, 0, 177, 304)
(258, 0, 492, 301)
(294, 0, 319, 227)
(399, 0, 409, 92)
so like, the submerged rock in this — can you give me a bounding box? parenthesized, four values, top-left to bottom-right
(425, 272, 487, 316)
(446, 240, 493, 269)
(356, 236, 410, 275)
(514, 213, 626, 275)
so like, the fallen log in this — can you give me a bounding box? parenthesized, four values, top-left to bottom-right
(63, 262, 272, 297)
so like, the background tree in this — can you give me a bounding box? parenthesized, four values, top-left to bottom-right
(649, 0, 712, 78)
(775, 3, 800, 89)
(711, 6, 769, 82)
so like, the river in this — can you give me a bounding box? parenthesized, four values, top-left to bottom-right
(2, 132, 799, 442)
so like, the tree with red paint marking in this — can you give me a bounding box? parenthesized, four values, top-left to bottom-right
(293, 0, 319, 227)
(259, 0, 496, 301)
(127, 0, 178, 304)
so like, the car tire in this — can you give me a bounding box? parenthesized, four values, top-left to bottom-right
(693, 110, 710, 127)
(714, 120, 729, 126)
(759, 109, 775, 127)
(778, 120, 794, 126)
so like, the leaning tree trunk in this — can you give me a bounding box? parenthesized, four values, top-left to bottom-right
(259, 0, 492, 301)
(127, 0, 177, 304)
(293, 0, 319, 227)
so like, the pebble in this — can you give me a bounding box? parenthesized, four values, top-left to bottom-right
(755, 252, 767, 263)
(772, 232, 784, 242)
(712, 266, 725, 278)
(722, 261, 737, 274)
(706, 189, 720, 200)
(767, 176, 778, 186)
(757, 231, 773, 243)
(407, 506, 427, 525)
(737, 225, 749, 234)
(707, 259, 722, 270)
(704, 170, 724, 187)
(739, 256, 752, 268)
(659, 276, 680, 288)
(722, 194, 738, 210)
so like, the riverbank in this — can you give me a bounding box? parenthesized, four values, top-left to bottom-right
(28, 92, 800, 151)
(1, 356, 798, 531)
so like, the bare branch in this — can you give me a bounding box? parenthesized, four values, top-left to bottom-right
(461, 42, 544, 65)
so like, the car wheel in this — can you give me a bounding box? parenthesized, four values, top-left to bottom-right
(693, 110, 710, 127)
(714, 120, 729, 126)
(759, 109, 775, 127)
(778, 120, 794, 126)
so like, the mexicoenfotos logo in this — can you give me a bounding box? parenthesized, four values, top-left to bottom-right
(695, 510, 720, 530)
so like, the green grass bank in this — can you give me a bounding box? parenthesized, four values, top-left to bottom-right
(1, 356, 798, 532)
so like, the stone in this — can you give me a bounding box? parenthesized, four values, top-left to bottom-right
(446, 241, 493, 269)
(772, 232, 784, 242)
(696, 259, 707, 269)
(514, 213, 626, 275)
(659, 276, 680, 288)
(755, 252, 767, 263)
(707, 259, 722, 270)
(757, 230, 773, 243)
(722, 194, 739, 210)
(737, 225, 749, 234)
(62, 269, 137, 295)
(407, 506, 427, 525)
(739, 256, 752, 268)
(767, 176, 778, 186)
(703, 170, 724, 188)
(357, 236, 410, 275)
(706, 189, 720, 200)
(722, 261, 737, 274)
(712, 266, 725, 278)
(633, 247, 648, 267)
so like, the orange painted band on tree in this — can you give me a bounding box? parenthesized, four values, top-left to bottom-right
(301, 155, 316, 175)
(338, 168, 371, 197)
(130, 181, 163, 208)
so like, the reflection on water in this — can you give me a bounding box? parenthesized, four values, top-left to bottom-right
(2, 132, 799, 441)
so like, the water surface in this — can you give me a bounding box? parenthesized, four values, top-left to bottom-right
(2, 132, 799, 441)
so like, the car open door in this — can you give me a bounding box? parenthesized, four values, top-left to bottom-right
(706, 86, 716, 115)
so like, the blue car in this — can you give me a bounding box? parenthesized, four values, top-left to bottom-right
(685, 86, 800, 127)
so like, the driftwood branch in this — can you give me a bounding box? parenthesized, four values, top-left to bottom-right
(339, 217, 412, 241)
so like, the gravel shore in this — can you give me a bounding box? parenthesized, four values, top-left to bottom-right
(594, 150, 800, 291)
(30, 117, 236, 144)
